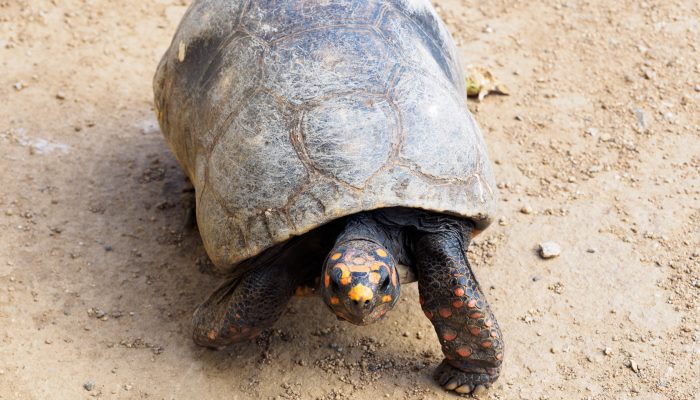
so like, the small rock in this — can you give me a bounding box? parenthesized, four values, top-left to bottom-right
(603, 347, 613, 356)
(13, 81, 25, 91)
(520, 205, 533, 214)
(402, 331, 409, 337)
(538, 241, 561, 259)
(586, 248, 596, 253)
(634, 108, 647, 133)
(584, 127, 598, 137)
(45, 339, 53, 344)
(55, 92, 66, 100)
(695, 85, 700, 92)
(498, 216, 507, 226)
(104, 245, 113, 252)
(415, 332, 423, 340)
(83, 381, 95, 391)
(629, 359, 639, 373)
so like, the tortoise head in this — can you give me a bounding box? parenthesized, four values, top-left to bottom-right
(321, 240, 400, 325)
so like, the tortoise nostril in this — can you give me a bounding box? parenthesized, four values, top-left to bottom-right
(352, 299, 359, 306)
(364, 299, 370, 305)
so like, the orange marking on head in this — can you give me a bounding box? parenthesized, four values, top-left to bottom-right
(484, 319, 493, 327)
(443, 330, 457, 341)
(324, 274, 330, 288)
(331, 252, 342, 261)
(370, 262, 384, 271)
(467, 299, 478, 308)
(424, 310, 433, 319)
(349, 264, 371, 273)
(376, 248, 388, 258)
(369, 272, 381, 284)
(382, 295, 392, 303)
(469, 327, 481, 336)
(481, 341, 493, 348)
(330, 296, 339, 305)
(348, 284, 373, 302)
(335, 263, 351, 285)
(469, 312, 482, 319)
(454, 287, 465, 297)
(207, 330, 217, 340)
(439, 308, 452, 318)
(456, 347, 472, 358)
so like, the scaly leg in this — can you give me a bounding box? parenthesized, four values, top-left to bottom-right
(415, 230, 503, 394)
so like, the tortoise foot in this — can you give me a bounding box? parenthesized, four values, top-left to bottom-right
(434, 360, 498, 395)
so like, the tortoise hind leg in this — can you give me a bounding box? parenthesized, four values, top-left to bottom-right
(192, 261, 298, 348)
(414, 227, 503, 395)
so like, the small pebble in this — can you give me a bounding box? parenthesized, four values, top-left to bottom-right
(695, 85, 700, 92)
(604, 347, 613, 356)
(584, 127, 598, 137)
(415, 332, 423, 340)
(56, 92, 66, 100)
(83, 381, 95, 391)
(629, 359, 639, 373)
(538, 241, 561, 259)
(104, 245, 113, 252)
(520, 205, 533, 214)
(586, 248, 596, 253)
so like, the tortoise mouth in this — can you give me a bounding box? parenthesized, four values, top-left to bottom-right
(328, 300, 392, 326)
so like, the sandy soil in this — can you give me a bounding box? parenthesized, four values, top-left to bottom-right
(1, 0, 699, 399)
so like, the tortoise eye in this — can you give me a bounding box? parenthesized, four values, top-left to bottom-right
(380, 274, 391, 291)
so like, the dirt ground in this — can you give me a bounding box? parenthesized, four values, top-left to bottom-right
(1, 0, 698, 399)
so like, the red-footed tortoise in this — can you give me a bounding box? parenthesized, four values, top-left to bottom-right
(154, 0, 500, 394)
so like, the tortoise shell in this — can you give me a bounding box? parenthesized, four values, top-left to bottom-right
(154, 0, 497, 273)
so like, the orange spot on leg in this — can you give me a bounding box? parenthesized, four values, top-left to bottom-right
(481, 341, 493, 348)
(439, 308, 452, 318)
(456, 347, 472, 358)
(469, 312, 482, 319)
(469, 327, 481, 336)
(467, 299, 477, 308)
(424, 310, 433, 319)
(496, 353, 503, 361)
(484, 319, 493, 327)
(382, 295, 392, 303)
(442, 330, 457, 341)
(454, 288, 464, 297)
(452, 300, 464, 309)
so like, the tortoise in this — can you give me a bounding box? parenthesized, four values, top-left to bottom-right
(154, 0, 502, 394)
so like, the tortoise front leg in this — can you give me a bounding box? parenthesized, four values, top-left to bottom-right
(415, 231, 503, 395)
(192, 261, 297, 348)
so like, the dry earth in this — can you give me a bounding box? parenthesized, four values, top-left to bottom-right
(1, 0, 699, 399)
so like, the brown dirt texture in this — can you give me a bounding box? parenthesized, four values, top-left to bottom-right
(1, 0, 699, 399)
